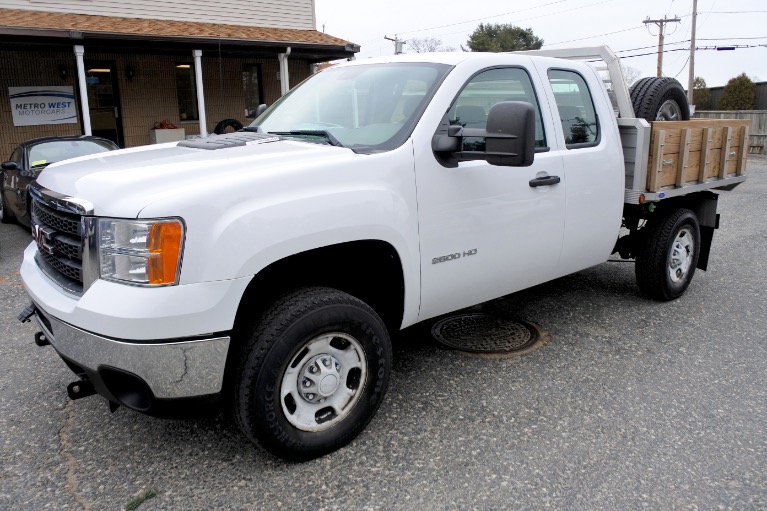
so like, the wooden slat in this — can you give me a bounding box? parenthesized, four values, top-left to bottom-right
(698, 127, 712, 183)
(719, 127, 733, 179)
(676, 128, 691, 187)
(737, 125, 750, 175)
(648, 130, 665, 192)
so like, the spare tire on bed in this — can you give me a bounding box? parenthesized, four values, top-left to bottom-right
(213, 118, 244, 134)
(629, 77, 690, 122)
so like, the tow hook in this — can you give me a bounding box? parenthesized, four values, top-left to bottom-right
(67, 380, 97, 400)
(34, 332, 50, 347)
(18, 304, 36, 323)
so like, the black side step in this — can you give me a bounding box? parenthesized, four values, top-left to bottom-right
(67, 380, 96, 400)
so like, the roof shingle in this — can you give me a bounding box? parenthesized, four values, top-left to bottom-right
(0, 8, 352, 47)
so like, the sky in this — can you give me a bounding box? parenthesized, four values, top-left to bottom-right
(314, 0, 766, 88)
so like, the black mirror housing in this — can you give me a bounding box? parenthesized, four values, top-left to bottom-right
(484, 101, 535, 167)
(2, 161, 19, 171)
(431, 101, 536, 168)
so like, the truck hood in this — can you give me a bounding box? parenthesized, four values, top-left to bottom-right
(36, 137, 356, 217)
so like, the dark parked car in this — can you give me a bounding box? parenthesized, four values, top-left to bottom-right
(1, 136, 119, 227)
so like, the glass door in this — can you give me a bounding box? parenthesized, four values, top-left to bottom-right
(84, 62, 123, 147)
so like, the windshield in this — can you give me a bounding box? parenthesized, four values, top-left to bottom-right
(28, 139, 117, 169)
(252, 62, 451, 152)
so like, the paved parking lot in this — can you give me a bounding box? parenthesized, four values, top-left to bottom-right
(1, 157, 766, 510)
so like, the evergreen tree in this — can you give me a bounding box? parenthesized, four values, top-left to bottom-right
(465, 23, 543, 52)
(718, 73, 756, 110)
(692, 77, 711, 110)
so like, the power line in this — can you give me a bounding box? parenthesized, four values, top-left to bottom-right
(396, 0, 572, 36)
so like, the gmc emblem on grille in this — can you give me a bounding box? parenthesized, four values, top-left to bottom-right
(32, 224, 56, 255)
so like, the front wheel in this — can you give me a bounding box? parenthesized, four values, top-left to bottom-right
(233, 287, 391, 461)
(636, 208, 700, 301)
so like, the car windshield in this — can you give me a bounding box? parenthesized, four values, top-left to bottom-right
(28, 139, 117, 168)
(251, 62, 451, 152)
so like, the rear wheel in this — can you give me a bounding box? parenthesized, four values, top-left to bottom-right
(630, 77, 690, 122)
(233, 287, 391, 461)
(636, 208, 700, 301)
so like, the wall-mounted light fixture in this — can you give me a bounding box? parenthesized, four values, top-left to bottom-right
(59, 64, 69, 81)
(125, 65, 135, 81)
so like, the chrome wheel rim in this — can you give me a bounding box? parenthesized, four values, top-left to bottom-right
(668, 226, 695, 284)
(280, 332, 367, 432)
(656, 99, 683, 121)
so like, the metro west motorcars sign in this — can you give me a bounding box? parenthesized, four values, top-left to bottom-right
(9, 86, 77, 126)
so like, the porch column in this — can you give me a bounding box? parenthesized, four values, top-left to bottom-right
(278, 47, 291, 95)
(193, 50, 207, 137)
(73, 45, 91, 135)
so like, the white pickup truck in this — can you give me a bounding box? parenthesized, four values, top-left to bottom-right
(19, 47, 750, 460)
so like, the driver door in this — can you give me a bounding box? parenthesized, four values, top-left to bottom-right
(415, 66, 566, 321)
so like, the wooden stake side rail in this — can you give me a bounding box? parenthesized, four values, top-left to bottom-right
(646, 119, 751, 192)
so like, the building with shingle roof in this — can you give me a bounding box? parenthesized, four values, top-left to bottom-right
(0, 1, 358, 154)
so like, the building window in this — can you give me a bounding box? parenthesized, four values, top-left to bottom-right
(176, 63, 198, 121)
(242, 64, 263, 119)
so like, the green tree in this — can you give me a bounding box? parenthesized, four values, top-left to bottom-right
(465, 23, 543, 52)
(718, 73, 756, 110)
(692, 76, 711, 110)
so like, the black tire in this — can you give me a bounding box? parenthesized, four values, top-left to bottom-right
(233, 286, 392, 461)
(0, 175, 14, 224)
(629, 77, 690, 122)
(636, 208, 700, 301)
(213, 118, 244, 134)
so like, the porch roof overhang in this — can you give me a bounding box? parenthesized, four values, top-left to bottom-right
(0, 8, 359, 62)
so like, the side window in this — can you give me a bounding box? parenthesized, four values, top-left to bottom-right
(547, 69, 599, 147)
(448, 67, 546, 148)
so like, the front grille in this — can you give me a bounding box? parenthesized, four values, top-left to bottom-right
(32, 200, 80, 235)
(31, 198, 84, 293)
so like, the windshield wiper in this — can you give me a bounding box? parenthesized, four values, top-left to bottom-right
(240, 126, 262, 133)
(269, 130, 343, 147)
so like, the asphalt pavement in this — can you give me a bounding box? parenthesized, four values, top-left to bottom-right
(1, 157, 765, 510)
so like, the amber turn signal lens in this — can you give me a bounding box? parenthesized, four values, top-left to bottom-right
(146, 222, 183, 284)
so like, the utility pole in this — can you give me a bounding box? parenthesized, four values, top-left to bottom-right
(643, 15, 681, 76)
(384, 35, 406, 55)
(687, 0, 698, 105)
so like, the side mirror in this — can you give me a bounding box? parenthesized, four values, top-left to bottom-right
(255, 104, 267, 117)
(431, 101, 536, 167)
(1, 161, 19, 171)
(484, 101, 535, 167)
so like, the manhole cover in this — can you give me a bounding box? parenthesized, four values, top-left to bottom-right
(431, 313, 547, 357)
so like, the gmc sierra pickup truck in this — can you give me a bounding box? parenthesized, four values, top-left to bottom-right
(18, 47, 749, 460)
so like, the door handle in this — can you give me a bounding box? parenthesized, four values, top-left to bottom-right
(529, 175, 561, 187)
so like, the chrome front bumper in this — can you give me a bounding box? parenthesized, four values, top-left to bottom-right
(34, 305, 230, 399)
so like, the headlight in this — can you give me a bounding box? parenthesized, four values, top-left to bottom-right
(98, 218, 185, 286)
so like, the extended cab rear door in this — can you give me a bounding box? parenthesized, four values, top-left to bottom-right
(414, 61, 566, 321)
(530, 60, 625, 277)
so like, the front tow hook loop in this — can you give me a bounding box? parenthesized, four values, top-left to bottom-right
(18, 304, 36, 323)
(34, 332, 50, 347)
(67, 380, 97, 400)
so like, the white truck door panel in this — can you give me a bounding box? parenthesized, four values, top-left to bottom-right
(414, 66, 566, 321)
(537, 65, 625, 276)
